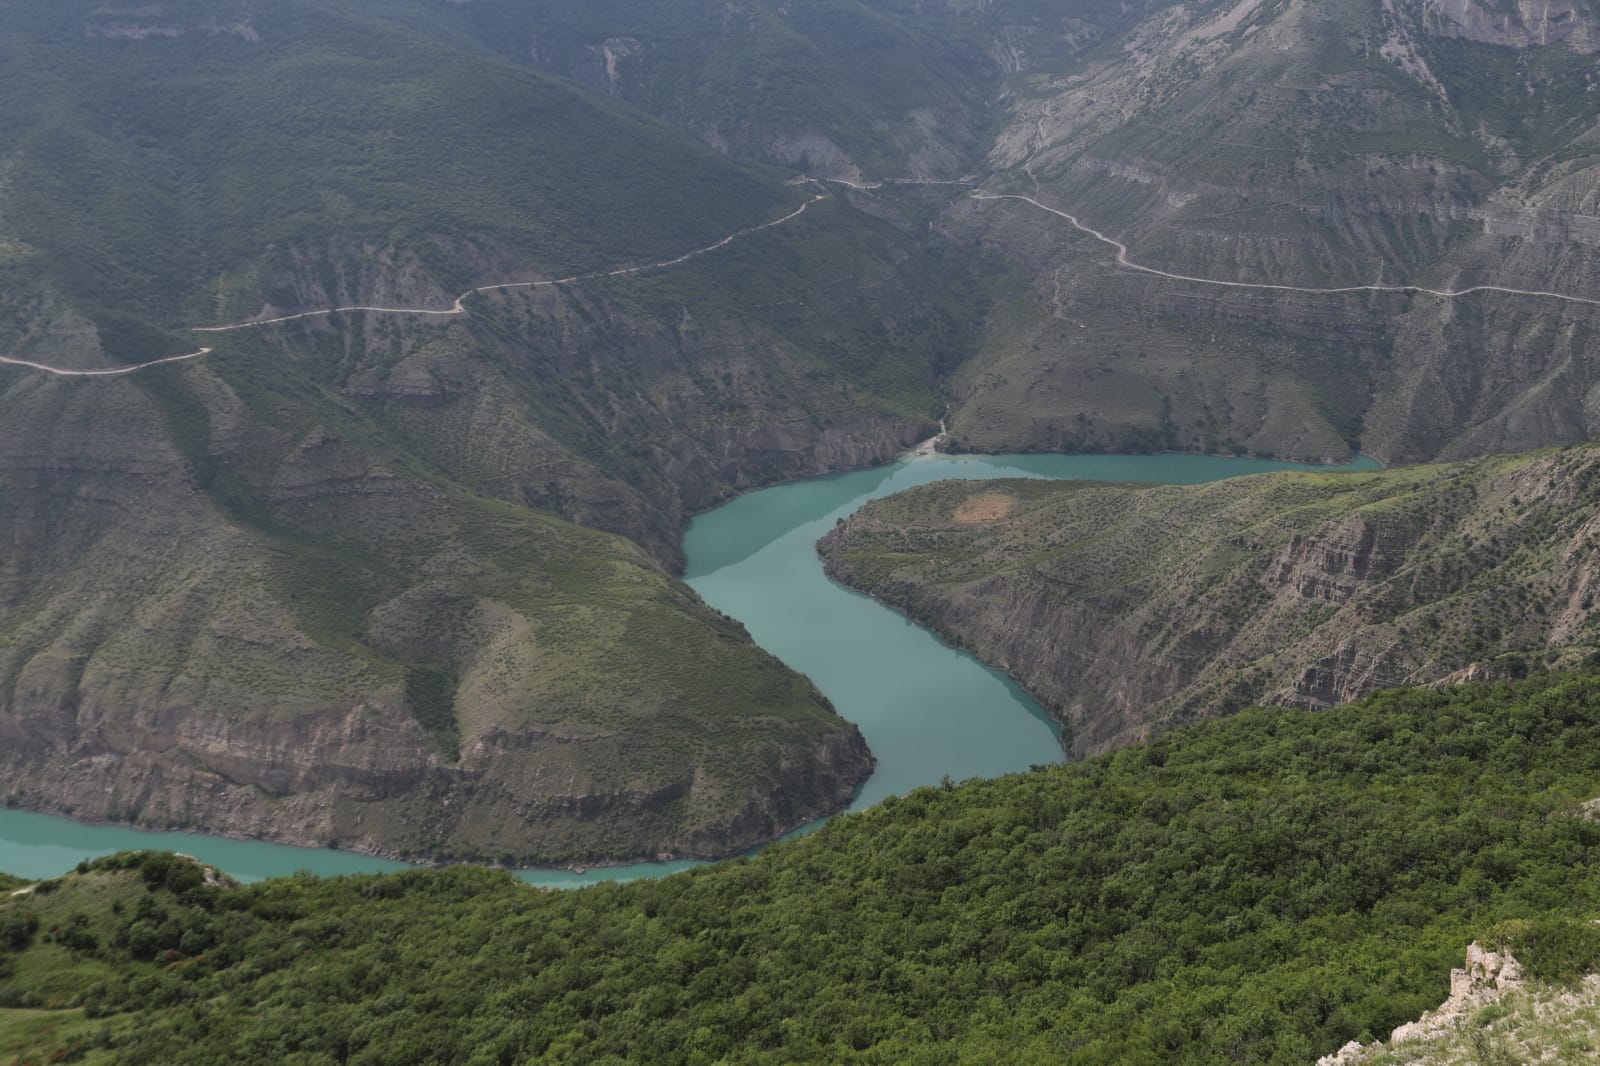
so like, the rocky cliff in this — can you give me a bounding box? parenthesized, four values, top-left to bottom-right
(932, 0, 1600, 465)
(820, 446, 1600, 756)
(1322, 937, 1600, 1064)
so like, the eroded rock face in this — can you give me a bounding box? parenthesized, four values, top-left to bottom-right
(820, 447, 1600, 757)
(1318, 941, 1529, 1064)
(0, 695, 873, 864)
(0, 266, 903, 864)
(1272, 517, 1403, 604)
(1422, 0, 1600, 51)
(224, 231, 944, 571)
(941, 0, 1600, 465)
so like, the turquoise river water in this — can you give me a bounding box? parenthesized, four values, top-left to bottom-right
(0, 451, 1378, 885)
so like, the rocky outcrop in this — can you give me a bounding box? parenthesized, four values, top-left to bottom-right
(1422, 0, 1600, 51)
(1319, 942, 1538, 1065)
(1391, 943, 1525, 1044)
(821, 447, 1600, 756)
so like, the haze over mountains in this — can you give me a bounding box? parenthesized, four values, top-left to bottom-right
(11, 1, 1600, 1062)
(7, 0, 1600, 867)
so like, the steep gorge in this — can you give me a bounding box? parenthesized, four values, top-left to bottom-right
(15, 0, 1600, 862)
(0, 0, 977, 863)
(0, 351, 880, 864)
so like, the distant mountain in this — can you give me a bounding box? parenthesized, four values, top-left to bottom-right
(938, 0, 1600, 464)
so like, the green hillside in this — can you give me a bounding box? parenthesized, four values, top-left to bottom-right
(5, 672, 1600, 1063)
(0, 0, 798, 334)
(451, 0, 991, 179)
(0, 0, 984, 863)
(821, 445, 1600, 757)
(450, 0, 1173, 177)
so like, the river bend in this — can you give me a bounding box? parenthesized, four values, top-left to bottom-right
(0, 451, 1377, 884)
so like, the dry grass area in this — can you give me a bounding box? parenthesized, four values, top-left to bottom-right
(953, 491, 1018, 524)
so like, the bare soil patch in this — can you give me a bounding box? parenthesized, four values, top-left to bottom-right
(953, 492, 1018, 524)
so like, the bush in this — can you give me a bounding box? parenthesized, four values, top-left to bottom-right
(1488, 917, 1600, 986)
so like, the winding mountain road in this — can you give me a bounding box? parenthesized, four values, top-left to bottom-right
(825, 176, 976, 191)
(9, 179, 1600, 379)
(971, 191, 1600, 310)
(0, 347, 214, 378)
(5, 194, 826, 376)
(193, 194, 826, 337)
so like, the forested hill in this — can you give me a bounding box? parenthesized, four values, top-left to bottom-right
(6, 672, 1600, 1063)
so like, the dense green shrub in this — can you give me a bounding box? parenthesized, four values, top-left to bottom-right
(9, 673, 1600, 1063)
(1489, 917, 1600, 987)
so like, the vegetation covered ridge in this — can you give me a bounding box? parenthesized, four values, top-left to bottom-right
(0, 193, 827, 378)
(5, 671, 1600, 1063)
(27, 146, 1600, 380)
(0, 168, 971, 379)
(819, 445, 1600, 758)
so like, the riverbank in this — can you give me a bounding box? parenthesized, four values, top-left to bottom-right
(0, 450, 1378, 885)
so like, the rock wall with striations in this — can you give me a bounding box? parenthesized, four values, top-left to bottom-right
(0, 286, 885, 864)
(820, 447, 1600, 757)
(936, 0, 1600, 466)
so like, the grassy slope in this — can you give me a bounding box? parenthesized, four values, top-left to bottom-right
(0, 0, 970, 517)
(452, 0, 992, 178)
(0, 0, 958, 862)
(821, 445, 1600, 754)
(5, 674, 1600, 1062)
(0, 353, 868, 863)
(0, 0, 794, 333)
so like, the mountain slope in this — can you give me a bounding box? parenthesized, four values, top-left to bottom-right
(15, 0, 1600, 862)
(935, 0, 1600, 464)
(7, 673, 1600, 1063)
(0, 359, 871, 864)
(0, 0, 794, 329)
(820, 446, 1600, 755)
(450, 0, 991, 181)
(0, 0, 993, 861)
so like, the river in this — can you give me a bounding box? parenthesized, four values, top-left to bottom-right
(0, 451, 1378, 884)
